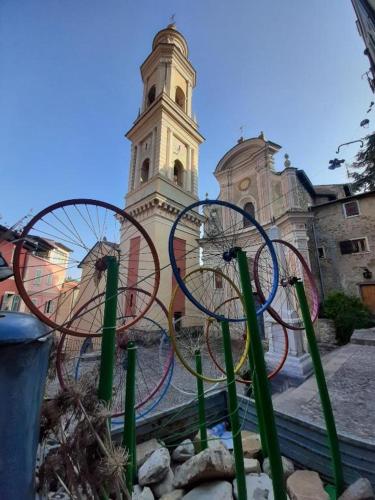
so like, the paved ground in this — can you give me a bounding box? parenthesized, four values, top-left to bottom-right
(273, 342, 375, 444)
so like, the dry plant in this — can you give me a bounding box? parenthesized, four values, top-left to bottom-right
(37, 373, 131, 499)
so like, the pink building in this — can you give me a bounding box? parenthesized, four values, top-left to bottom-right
(0, 225, 72, 317)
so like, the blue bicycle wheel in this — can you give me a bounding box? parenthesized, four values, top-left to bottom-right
(168, 199, 279, 321)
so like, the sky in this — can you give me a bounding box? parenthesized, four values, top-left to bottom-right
(0, 0, 372, 228)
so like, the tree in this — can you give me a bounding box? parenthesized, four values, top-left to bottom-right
(350, 132, 375, 192)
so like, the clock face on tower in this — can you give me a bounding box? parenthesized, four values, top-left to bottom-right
(238, 177, 251, 191)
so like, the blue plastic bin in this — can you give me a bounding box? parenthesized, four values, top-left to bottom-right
(0, 311, 51, 500)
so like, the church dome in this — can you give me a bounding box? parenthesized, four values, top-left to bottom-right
(152, 24, 189, 58)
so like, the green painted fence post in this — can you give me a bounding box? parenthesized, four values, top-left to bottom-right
(294, 280, 344, 495)
(195, 349, 208, 451)
(247, 343, 269, 458)
(221, 321, 247, 500)
(122, 342, 137, 493)
(236, 249, 287, 500)
(98, 255, 119, 404)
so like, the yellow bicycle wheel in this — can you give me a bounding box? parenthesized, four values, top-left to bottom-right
(168, 267, 249, 383)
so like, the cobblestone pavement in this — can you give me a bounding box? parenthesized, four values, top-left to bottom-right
(273, 343, 375, 443)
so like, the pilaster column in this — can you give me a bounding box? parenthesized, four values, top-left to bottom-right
(185, 145, 192, 193)
(186, 81, 192, 117)
(135, 143, 141, 188)
(166, 128, 173, 180)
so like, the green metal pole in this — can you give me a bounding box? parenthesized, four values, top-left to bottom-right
(236, 249, 287, 500)
(294, 280, 344, 495)
(195, 349, 208, 451)
(98, 256, 119, 403)
(248, 344, 269, 458)
(122, 342, 137, 493)
(221, 321, 247, 500)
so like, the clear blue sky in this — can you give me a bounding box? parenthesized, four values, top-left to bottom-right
(0, 0, 372, 227)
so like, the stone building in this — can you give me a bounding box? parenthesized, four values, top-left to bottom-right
(309, 190, 375, 312)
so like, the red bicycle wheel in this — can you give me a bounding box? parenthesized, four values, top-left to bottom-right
(13, 199, 160, 336)
(55, 288, 172, 416)
(205, 297, 289, 383)
(254, 239, 318, 330)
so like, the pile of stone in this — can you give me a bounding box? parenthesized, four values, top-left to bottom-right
(133, 433, 374, 500)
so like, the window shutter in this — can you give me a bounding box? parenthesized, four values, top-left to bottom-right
(344, 201, 359, 217)
(339, 240, 353, 254)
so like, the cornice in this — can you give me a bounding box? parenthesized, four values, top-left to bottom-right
(125, 93, 204, 143)
(140, 44, 196, 85)
(125, 195, 202, 226)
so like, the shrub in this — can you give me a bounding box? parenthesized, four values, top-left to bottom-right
(322, 291, 374, 344)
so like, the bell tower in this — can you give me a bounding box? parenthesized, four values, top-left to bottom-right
(123, 24, 204, 313)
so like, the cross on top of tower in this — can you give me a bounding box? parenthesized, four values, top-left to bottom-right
(238, 125, 245, 144)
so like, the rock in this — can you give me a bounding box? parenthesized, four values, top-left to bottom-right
(137, 439, 164, 468)
(287, 470, 329, 500)
(160, 490, 184, 500)
(241, 431, 262, 458)
(263, 456, 294, 481)
(171, 462, 182, 476)
(139, 448, 171, 486)
(173, 444, 235, 488)
(152, 468, 174, 498)
(339, 478, 375, 500)
(244, 458, 261, 474)
(183, 480, 233, 499)
(133, 485, 155, 500)
(172, 440, 195, 463)
(193, 432, 227, 453)
(233, 473, 274, 499)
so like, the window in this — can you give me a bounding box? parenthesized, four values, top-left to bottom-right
(1, 293, 20, 311)
(147, 85, 156, 107)
(46, 273, 53, 286)
(11, 295, 21, 312)
(175, 86, 185, 111)
(173, 160, 183, 187)
(243, 202, 255, 228)
(343, 200, 360, 218)
(317, 247, 326, 259)
(214, 270, 223, 289)
(34, 269, 42, 285)
(44, 300, 54, 314)
(140, 159, 150, 183)
(339, 238, 368, 255)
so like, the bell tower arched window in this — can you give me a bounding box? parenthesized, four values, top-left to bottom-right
(175, 87, 185, 111)
(173, 160, 183, 187)
(147, 85, 156, 107)
(141, 159, 150, 183)
(243, 202, 255, 228)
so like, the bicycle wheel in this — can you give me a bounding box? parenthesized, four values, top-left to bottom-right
(168, 267, 249, 383)
(168, 199, 278, 321)
(159, 316, 220, 396)
(56, 289, 172, 416)
(254, 239, 319, 330)
(13, 199, 160, 336)
(205, 297, 289, 383)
